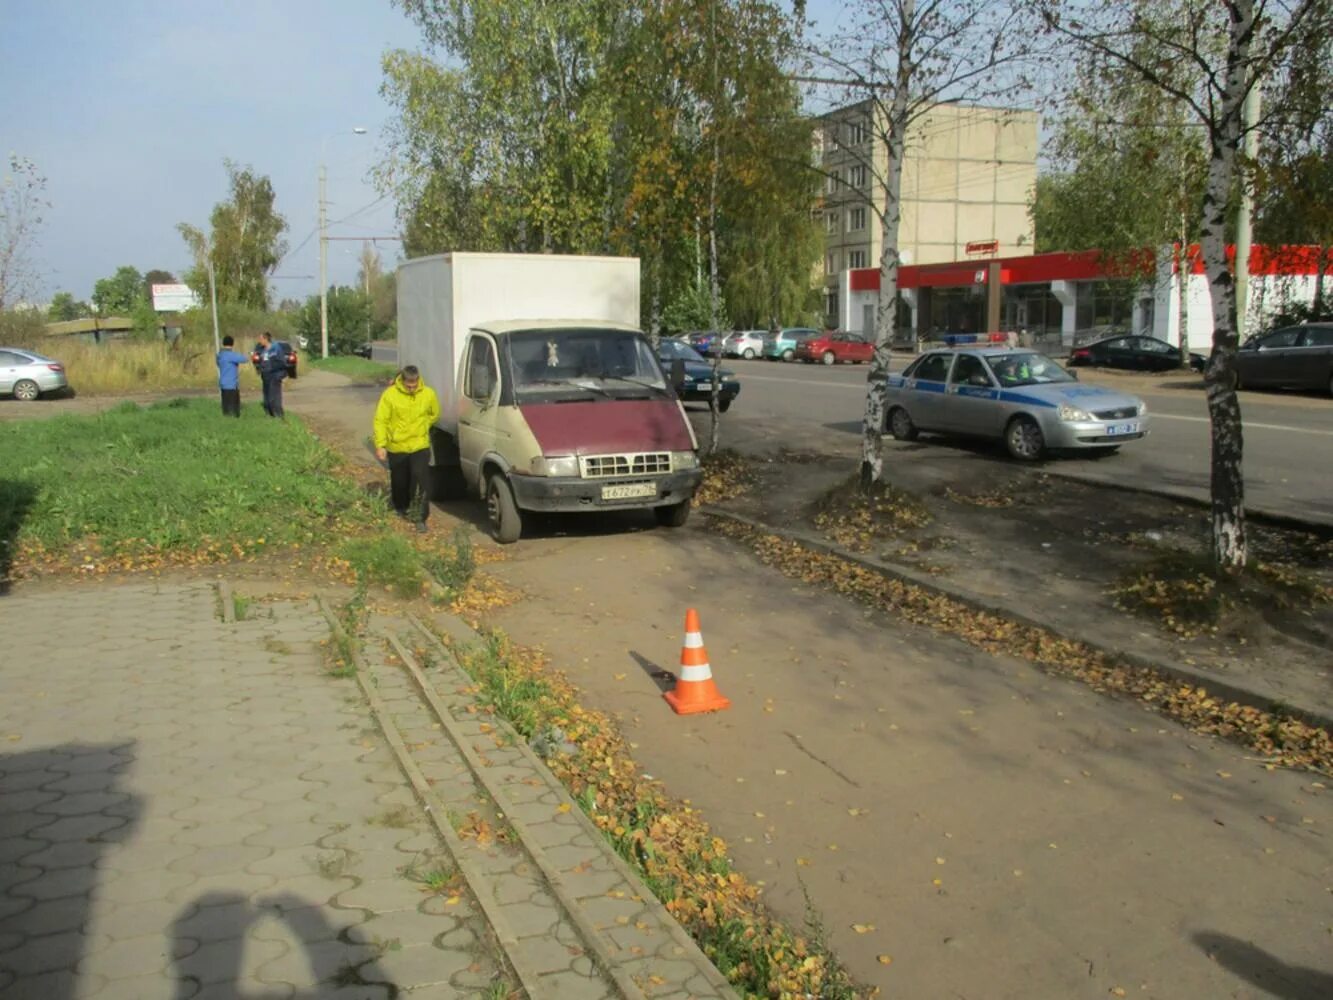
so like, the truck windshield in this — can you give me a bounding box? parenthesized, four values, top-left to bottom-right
(506, 329, 667, 397)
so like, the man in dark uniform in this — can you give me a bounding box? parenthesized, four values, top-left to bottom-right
(254, 331, 288, 418)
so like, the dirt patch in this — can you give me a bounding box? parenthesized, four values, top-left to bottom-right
(705, 451, 1333, 721)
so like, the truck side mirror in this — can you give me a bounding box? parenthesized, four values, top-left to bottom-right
(670, 358, 686, 393)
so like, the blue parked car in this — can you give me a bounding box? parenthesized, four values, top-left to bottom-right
(762, 327, 820, 361)
(658, 338, 740, 412)
(884, 348, 1149, 461)
(684, 331, 725, 356)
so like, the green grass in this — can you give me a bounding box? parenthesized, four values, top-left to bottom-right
(308, 355, 397, 381)
(338, 533, 427, 598)
(420, 526, 476, 598)
(0, 397, 380, 562)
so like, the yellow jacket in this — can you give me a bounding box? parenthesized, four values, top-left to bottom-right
(373, 375, 441, 454)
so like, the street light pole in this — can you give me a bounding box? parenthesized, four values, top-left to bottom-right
(318, 163, 329, 359)
(318, 127, 367, 360)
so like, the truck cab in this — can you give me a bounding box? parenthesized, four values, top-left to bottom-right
(454, 320, 701, 542)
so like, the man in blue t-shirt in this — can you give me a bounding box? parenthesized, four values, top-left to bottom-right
(216, 335, 248, 417)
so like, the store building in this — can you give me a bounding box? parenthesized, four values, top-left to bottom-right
(839, 245, 1332, 351)
(816, 99, 1040, 328)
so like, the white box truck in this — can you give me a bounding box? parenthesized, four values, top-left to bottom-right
(396, 252, 704, 543)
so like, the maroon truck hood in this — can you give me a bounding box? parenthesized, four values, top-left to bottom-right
(520, 399, 693, 454)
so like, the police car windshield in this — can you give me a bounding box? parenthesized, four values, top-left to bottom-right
(986, 352, 1074, 387)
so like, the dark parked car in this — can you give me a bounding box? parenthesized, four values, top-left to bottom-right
(352, 343, 373, 359)
(658, 338, 740, 411)
(1068, 334, 1204, 372)
(250, 341, 299, 379)
(1235, 322, 1333, 395)
(684, 331, 724, 356)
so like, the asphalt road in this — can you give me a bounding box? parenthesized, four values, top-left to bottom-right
(719, 357, 1333, 525)
(372, 338, 1333, 523)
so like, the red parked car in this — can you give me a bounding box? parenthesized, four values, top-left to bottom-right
(794, 330, 874, 365)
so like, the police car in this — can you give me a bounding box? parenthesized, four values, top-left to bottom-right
(884, 348, 1149, 461)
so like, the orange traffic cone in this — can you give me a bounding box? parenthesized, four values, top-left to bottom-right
(663, 608, 731, 715)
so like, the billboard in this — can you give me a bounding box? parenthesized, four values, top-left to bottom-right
(151, 283, 200, 312)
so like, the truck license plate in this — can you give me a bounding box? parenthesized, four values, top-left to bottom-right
(601, 482, 656, 500)
(1105, 421, 1139, 436)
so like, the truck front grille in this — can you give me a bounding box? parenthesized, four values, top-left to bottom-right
(581, 452, 672, 478)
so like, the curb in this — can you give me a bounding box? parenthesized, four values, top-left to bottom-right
(408, 613, 742, 1000)
(699, 507, 1333, 734)
(312, 596, 545, 1000)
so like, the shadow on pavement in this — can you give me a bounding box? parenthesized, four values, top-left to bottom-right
(629, 651, 675, 693)
(1193, 931, 1333, 1000)
(0, 742, 142, 998)
(169, 892, 397, 997)
(0, 479, 37, 596)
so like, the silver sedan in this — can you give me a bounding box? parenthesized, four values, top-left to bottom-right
(884, 348, 1149, 460)
(0, 347, 69, 401)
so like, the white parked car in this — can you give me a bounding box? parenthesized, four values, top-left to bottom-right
(724, 330, 766, 359)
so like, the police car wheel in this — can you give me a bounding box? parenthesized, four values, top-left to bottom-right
(1005, 416, 1045, 461)
(888, 407, 918, 441)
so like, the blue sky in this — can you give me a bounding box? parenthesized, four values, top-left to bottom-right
(2, 0, 848, 305)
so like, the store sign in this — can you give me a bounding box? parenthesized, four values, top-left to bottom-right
(965, 239, 999, 255)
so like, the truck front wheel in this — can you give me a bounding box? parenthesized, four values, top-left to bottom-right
(486, 473, 523, 544)
(654, 500, 691, 528)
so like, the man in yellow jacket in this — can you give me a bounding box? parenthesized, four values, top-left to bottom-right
(373, 365, 441, 532)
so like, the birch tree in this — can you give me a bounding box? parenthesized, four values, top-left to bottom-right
(805, 0, 1039, 490)
(0, 156, 49, 312)
(1036, 0, 1333, 571)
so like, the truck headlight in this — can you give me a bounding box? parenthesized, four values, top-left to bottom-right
(672, 450, 699, 470)
(531, 455, 580, 477)
(1057, 403, 1092, 422)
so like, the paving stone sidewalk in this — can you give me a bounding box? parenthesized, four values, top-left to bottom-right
(0, 581, 509, 999)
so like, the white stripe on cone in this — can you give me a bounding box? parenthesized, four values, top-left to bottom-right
(680, 663, 712, 682)
(683, 632, 704, 648)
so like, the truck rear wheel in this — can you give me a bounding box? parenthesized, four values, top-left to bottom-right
(486, 473, 523, 544)
(655, 500, 691, 528)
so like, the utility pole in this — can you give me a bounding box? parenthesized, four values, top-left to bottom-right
(1234, 82, 1261, 340)
(206, 255, 220, 354)
(318, 164, 329, 360)
(318, 127, 367, 361)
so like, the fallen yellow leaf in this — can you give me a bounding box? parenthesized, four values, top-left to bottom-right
(852, 923, 875, 934)
(775, 769, 788, 776)
(877, 955, 893, 966)
(935, 857, 946, 865)
(557, 803, 572, 814)
(445, 896, 460, 906)
(796, 857, 811, 866)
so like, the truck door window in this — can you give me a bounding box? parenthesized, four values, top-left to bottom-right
(465, 337, 497, 402)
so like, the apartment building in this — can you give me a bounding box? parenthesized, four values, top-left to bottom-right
(816, 99, 1039, 326)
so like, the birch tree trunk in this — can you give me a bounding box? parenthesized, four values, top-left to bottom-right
(707, 0, 723, 456)
(1198, 0, 1254, 573)
(1176, 229, 1191, 368)
(860, 0, 914, 491)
